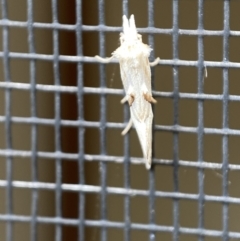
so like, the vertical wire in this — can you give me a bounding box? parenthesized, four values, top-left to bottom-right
(27, 0, 38, 240)
(123, 110, 131, 241)
(197, 0, 205, 240)
(148, 1, 156, 241)
(222, 0, 230, 240)
(172, 0, 179, 240)
(122, 2, 131, 240)
(121, 2, 130, 241)
(1, 1, 13, 240)
(122, 0, 128, 16)
(51, 1, 62, 240)
(98, 1, 107, 240)
(75, 0, 85, 240)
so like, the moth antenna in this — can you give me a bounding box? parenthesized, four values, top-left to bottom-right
(122, 15, 130, 35)
(129, 15, 137, 34)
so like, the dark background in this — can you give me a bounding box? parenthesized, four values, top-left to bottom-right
(0, 0, 240, 240)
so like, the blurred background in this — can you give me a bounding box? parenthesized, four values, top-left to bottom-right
(1, 0, 240, 240)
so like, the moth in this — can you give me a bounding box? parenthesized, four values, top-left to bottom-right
(95, 14, 159, 169)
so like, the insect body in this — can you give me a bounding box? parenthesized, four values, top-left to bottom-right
(95, 15, 159, 169)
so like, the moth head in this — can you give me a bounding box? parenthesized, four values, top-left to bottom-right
(120, 15, 142, 45)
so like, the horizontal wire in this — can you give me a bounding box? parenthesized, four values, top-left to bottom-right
(0, 150, 240, 171)
(0, 214, 239, 238)
(0, 19, 240, 37)
(0, 53, 240, 69)
(2, 82, 240, 104)
(0, 180, 240, 204)
(1, 82, 240, 105)
(0, 115, 240, 136)
(2, 82, 240, 103)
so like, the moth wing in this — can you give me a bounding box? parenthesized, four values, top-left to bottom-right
(131, 107, 153, 169)
(118, 59, 132, 94)
(139, 49, 152, 93)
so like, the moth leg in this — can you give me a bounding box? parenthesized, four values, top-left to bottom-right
(95, 55, 114, 63)
(121, 118, 133, 135)
(141, 84, 157, 103)
(121, 85, 135, 106)
(121, 94, 135, 106)
(149, 57, 160, 67)
(204, 66, 208, 78)
(120, 96, 128, 104)
(143, 93, 157, 104)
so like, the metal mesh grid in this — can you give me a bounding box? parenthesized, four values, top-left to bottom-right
(0, 0, 240, 240)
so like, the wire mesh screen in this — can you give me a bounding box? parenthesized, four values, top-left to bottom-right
(1, 0, 240, 240)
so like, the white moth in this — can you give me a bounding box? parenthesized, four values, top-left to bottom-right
(95, 14, 159, 169)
